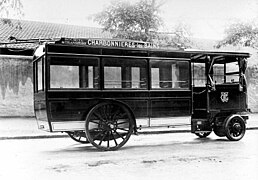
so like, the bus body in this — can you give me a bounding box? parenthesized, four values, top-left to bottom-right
(33, 38, 250, 150)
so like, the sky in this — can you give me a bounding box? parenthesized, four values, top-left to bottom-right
(7, 0, 258, 40)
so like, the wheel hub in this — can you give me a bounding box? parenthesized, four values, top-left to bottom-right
(104, 122, 116, 131)
(233, 123, 242, 133)
(109, 124, 115, 129)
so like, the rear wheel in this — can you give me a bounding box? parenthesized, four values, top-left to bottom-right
(224, 115, 246, 141)
(195, 132, 211, 138)
(85, 102, 134, 151)
(67, 131, 89, 144)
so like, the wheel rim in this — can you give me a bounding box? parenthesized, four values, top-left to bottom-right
(225, 116, 246, 141)
(67, 131, 89, 144)
(85, 102, 133, 151)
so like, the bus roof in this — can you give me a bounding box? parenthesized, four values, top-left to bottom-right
(33, 37, 250, 62)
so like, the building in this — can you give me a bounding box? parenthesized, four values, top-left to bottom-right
(0, 18, 112, 116)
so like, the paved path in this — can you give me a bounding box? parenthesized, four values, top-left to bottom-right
(0, 113, 258, 140)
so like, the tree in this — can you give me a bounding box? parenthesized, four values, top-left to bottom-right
(0, 0, 23, 28)
(216, 22, 258, 49)
(0, 0, 23, 17)
(94, 0, 164, 42)
(94, 0, 193, 49)
(155, 22, 193, 49)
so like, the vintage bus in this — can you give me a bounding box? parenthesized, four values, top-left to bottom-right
(33, 38, 250, 151)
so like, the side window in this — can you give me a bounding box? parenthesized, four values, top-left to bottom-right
(192, 63, 206, 87)
(226, 62, 239, 83)
(213, 64, 225, 84)
(103, 58, 147, 89)
(36, 58, 44, 91)
(79, 66, 98, 88)
(213, 61, 239, 84)
(151, 60, 189, 89)
(104, 66, 122, 88)
(50, 65, 80, 88)
(50, 57, 99, 89)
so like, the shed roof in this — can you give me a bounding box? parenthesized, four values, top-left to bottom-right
(0, 18, 112, 49)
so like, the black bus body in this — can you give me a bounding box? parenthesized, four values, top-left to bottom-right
(33, 38, 250, 150)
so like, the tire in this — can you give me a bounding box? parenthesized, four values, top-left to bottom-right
(195, 132, 211, 138)
(213, 126, 226, 137)
(67, 131, 89, 144)
(85, 102, 134, 151)
(224, 115, 246, 141)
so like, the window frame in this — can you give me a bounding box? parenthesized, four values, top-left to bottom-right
(192, 62, 207, 87)
(102, 57, 148, 90)
(150, 59, 191, 90)
(213, 61, 240, 84)
(34, 56, 44, 92)
(48, 55, 100, 90)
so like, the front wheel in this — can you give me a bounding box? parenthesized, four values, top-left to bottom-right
(85, 102, 134, 151)
(195, 132, 211, 138)
(213, 126, 226, 137)
(224, 115, 246, 141)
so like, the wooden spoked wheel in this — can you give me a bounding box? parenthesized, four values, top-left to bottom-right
(67, 131, 89, 144)
(224, 115, 246, 141)
(85, 102, 134, 151)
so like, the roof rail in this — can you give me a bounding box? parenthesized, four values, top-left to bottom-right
(0, 36, 59, 46)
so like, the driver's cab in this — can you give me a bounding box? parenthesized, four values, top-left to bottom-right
(190, 51, 249, 138)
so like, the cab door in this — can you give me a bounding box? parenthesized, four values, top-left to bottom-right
(209, 58, 248, 112)
(192, 61, 208, 116)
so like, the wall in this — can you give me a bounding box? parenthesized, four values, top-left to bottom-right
(247, 65, 258, 112)
(0, 55, 34, 117)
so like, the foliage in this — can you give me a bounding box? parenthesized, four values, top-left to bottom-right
(216, 22, 258, 49)
(0, 0, 23, 29)
(94, 0, 193, 48)
(94, 0, 163, 42)
(155, 23, 193, 49)
(0, 0, 23, 17)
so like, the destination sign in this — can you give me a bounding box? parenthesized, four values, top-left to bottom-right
(58, 38, 159, 49)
